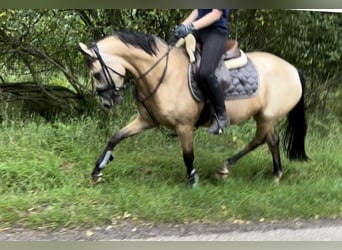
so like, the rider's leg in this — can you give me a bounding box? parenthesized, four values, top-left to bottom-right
(198, 29, 229, 134)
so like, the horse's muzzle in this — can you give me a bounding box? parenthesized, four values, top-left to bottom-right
(101, 95, 122, 109)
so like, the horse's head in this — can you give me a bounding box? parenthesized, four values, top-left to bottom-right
(79, 42, 125, 109)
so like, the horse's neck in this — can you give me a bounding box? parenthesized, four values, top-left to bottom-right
(130, 45, 168, 76)
(128, 45, 170, 94)
(101, 37, 173, 101)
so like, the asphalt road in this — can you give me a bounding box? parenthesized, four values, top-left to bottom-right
(0, 219, 341, 241)
(142, 225, 342, 241)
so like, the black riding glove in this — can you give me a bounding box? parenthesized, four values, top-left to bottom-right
(174, 23, 195, 40)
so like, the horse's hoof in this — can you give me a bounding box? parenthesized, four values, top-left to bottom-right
(273, 172, 282, 185)
(191, 174, 199, 188)
(188, 169, 199, 187)
(92, 172, 103, 184)
(215, 171, 229, 180)
(215, 164, 229, 180)
(273, 177, 280, 185)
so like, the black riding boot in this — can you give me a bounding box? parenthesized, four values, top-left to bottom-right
(206, 75, 230, 135)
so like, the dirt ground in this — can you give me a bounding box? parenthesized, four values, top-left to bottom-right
(1, 218, 341, 241)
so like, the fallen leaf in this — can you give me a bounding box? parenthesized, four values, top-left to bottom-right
(0, 227, 10, 232)
(123, 211, 131, 219)
(86, 230, 94, 237)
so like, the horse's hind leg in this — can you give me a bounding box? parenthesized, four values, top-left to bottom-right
(216, 136, 265, 179)
(176, 125, 198, 187)
(216, 120, 269, 179)
(266, 128, 283, 182)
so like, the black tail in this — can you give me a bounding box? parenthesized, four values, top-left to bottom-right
(283, 70, 308, 161)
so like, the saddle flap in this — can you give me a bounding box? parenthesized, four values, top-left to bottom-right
(223, 40, 241, 60)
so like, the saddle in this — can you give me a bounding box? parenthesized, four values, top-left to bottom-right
(175, 33, 246, 67)
(175, 34, 259, 102)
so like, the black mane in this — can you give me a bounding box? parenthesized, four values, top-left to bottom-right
(114, 31, 160, 56)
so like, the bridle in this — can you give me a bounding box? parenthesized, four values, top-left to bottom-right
(90, 43, 172, 99)
(90, 43, 127, 96)
(89, 42, 172, 123)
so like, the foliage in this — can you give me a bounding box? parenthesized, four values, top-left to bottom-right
(0, 9, 341, 115)
(0, 10, 86, 93)
(231, 10, 342, 76)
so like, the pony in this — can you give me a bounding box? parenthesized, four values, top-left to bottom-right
(79, 30, 308, 186)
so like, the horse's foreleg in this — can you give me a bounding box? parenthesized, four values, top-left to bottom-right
(92, 116, 154, 182)
(266, 130, 282, 182)
(176, 125, 198, 187)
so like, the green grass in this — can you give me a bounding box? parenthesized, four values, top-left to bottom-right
(0, 112, 341, 230)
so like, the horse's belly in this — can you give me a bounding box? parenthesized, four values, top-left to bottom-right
(227, 97, 261, 124)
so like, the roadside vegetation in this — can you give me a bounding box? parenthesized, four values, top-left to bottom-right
(0, 89, 341, 230)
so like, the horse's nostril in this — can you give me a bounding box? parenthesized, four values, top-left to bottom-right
(103, 103, 111, 109)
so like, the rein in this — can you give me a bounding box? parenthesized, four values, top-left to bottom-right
(134, 45, 172, 102)
(133, 45, 172, 124)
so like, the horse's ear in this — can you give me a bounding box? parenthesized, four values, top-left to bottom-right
(78, 42, 93, 57)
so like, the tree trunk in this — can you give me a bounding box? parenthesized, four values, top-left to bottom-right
(0, 82, 87, 120)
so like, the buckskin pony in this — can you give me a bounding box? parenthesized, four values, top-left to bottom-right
(79, 30, 308, 187)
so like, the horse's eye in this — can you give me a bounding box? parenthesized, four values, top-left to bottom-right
(93, 72, 101, 81)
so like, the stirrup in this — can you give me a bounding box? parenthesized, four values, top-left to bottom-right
(207, 114, 228, 135)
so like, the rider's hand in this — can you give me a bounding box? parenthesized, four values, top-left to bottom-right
(174, 23, 195, 40)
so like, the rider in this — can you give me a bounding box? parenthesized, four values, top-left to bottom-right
(175, 9, 230, 135)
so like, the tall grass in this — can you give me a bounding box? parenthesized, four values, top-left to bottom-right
(0, 106, 341, 230)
